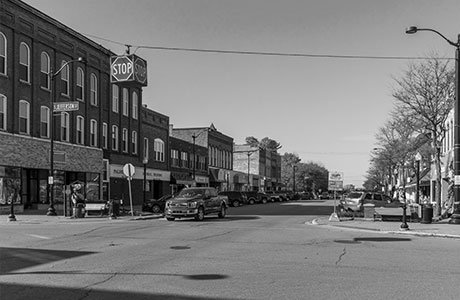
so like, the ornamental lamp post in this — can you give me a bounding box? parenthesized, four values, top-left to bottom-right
(143, 157, 148, 204)
(47, 57, 86, 216)
(405, 26, 460, 224)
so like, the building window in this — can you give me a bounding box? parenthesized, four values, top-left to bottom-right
(76, 115, 84, 144)
(76, 67, 84, 101)
(102, 122, 108, 149)
(112, 125, 119, 151)
(181, 152, 188, 168)
(122, 128, 128, 152)
(19, 42, 30, 82)
(132, 131, 138, 154)
(112, 85, 119, 113)
(0, 32, 6, 75)
(40, 106, 50, 138)
(132, 91, 138, 120)
(61, 60, 69, 96)
(40, 52, 50, 89)
(154, 138, 165, 162)
(143, 137, 149, 161)
(0, 94, 6, 130)
(61, 112, 70, 141)
(90, 119, 97, 147)
(19, 100, 30, 134)
(122, 88, 129, 116)
(90, 73, 98, 106)
(171, 149, 179, 167)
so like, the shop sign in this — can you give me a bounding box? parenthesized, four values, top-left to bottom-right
(110, 164, 169, 181)
(195, 176, 209, 184)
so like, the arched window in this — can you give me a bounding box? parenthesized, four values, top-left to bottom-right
(122, 128, 128, 152)
(132, 131, 138, 154)
(90, 119, 98, 147)
(112, 125, 119, 150)
(132, 91, 138, 119)
(61, 112, 70, 141)
(90, 73, 98, 106)
(76, 67, 84, 101)
(102, 123, 108, 149)
(122, 88, 129, 116)
(112, 85, 119, 113)
(40, 52, 50, 89)
(76, 115, 84, 144)
(0, 94, 6, 130)
(40, 106, 50, 138)
(19, 100, 30, 134)
(19, 42, 30, 82)
(154, 138, 165, 162)
(60, 60, 69, 96)
(0, 32, 6, 75)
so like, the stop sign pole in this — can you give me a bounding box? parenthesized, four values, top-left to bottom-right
(123, 163, 135, 216)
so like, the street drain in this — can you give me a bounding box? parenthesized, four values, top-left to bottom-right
(170, 246, 191, 250)
(185, 274, 228, 280)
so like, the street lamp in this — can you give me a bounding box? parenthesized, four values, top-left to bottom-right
(405, 26, 460, 224)
(415, 152, 422, 205)
(143, 157, 148, 204)
(47, 57, 86, 216)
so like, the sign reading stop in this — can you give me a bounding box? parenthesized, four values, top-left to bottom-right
(111, 56, 134, 82)
(123, 163, 136, 180)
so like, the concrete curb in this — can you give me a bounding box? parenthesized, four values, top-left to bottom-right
(309, 218, 460, 239)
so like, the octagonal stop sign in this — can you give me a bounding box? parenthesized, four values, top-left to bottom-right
(110, 56, 134, 82)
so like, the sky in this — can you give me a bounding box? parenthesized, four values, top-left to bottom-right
(22, 0, 460, 187)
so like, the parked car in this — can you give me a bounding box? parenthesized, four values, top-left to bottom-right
(218, 191, 248, 207)
(339, 191, 398, 212)
(265, 191, 280, 202)
(164, 187, 227, 221)
(275, 191, 289, 202)
(319, 192, 329, 200)
(142, 194, 172, 214)
(243, 191, 269, 204)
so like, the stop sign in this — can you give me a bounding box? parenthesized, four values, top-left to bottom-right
(111, 56, 134, 82)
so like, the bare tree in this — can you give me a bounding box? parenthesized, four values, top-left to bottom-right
(392, 55, 455, 216)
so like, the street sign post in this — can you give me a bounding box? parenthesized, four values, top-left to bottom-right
(328, 171, 344, 222)
(53, 101, 79, 112)
(122, 163, 135, 216)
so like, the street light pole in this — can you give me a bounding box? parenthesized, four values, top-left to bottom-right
(406, 26, 460, 224)
(415, 152, 422, 205)
(143, 158, 148, 204)
(247, 152, 251, 191)
(48, 57, 85, 216)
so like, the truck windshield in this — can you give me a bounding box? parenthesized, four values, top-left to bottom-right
(177, 189, 204, 198)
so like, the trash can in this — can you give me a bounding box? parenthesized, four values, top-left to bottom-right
(421, 204, 433, 224)
(108, 199, 120, 218)
(363, 203, 375, 220)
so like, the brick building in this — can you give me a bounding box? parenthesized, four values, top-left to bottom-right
(0, 0, 150, 213)
(171, 124, 232, 191)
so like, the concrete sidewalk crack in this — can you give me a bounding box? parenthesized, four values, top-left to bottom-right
(335, 247, 346, 265)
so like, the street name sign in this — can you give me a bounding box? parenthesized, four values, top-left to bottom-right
(53, 101, 79, 112)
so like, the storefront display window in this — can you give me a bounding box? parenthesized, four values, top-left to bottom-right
(0, 167, 21, 205)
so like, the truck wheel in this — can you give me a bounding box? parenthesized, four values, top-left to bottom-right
(166, 217, 175, 221)
(232, 200, 240, 207)
(152, 205, 161, 214)
(195, 207, 205, 221)
(262, 198, 267, 204)
(249, 198, 255, 205)
(218, 205, 226, 218)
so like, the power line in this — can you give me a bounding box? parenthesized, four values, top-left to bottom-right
(83, 32, 452, 61)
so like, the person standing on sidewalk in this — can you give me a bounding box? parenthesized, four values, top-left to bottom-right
(70, 183, 85, 218)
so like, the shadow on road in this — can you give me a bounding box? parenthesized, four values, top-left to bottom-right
(0, 282, 237, 300)
(0, 247, 95, 274)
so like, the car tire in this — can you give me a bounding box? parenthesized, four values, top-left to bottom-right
(232, 200, 240, 207)
(218, 205, 226, 218)
(262, 198, 267, 204)
(152, 205, 161, 214)
(195, 207, 205, 221)
(249, 198, 255, 205)
(166, 217, 175, 221)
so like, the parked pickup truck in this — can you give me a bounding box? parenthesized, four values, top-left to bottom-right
(164, 187, 227, 221)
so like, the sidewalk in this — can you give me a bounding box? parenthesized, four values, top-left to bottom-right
(311, 215, 460, 239)
(0, 209, 163, 225)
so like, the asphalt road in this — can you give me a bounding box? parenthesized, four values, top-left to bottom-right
(2, 199, 460, 299)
